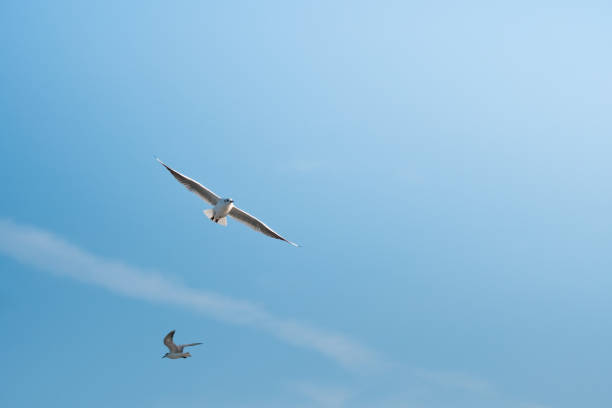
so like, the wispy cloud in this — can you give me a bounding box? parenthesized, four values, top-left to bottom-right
(0, 218, 378, 369)
(413, 369, 493, 394)
(291, 381, 352, 408)
(0, 219, 547, 408)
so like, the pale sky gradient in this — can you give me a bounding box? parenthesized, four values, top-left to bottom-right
(1, 1, 611, 407)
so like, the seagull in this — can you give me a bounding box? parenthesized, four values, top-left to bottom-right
(162, 330, 202, 359)
(156, 157, 299, 246)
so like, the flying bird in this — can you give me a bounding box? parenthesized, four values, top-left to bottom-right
(156, 157, 299, 246)
(162, 330, 202, 359)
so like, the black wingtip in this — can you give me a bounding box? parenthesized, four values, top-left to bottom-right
(155, 157, 171, 171)
(286, 239, 300, 247)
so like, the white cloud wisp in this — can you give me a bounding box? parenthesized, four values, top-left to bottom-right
(0, 219, 378, 369)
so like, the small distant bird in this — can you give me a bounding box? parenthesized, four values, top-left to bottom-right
(162, 330, 202, 359)
(156, 157, 299, 246)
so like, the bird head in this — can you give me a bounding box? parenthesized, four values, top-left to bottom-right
(162, 353, 169, 358)
(225, 198, 234, 204)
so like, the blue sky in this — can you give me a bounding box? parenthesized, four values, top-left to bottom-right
(1, 1, 611, 407)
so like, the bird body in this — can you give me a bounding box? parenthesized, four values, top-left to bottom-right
(214, 199, 234, 219)
(164, 352, 192, 359)
(156, 157, 299, 246)
(204, 198, 235, 224)
(162, 330, 202, 359)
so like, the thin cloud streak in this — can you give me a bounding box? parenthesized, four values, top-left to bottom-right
(413, 369, 493, 394)
(0, 218, 378, 369)
(291, 381, 352, 408)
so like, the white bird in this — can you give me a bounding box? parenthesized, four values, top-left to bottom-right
(162, 330, 202, 359)
(156, 157, 299, 247)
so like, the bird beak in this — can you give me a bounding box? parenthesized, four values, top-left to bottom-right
(162, 355, 166, 358)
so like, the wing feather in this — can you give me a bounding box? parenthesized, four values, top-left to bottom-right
(156, 158, 220, 205)
(180, 342, 203, 348)
(163, 330, 179, 353)
(229, 207, 298, 246)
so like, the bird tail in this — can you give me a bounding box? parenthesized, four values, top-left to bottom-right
(203, 209, 228, 227)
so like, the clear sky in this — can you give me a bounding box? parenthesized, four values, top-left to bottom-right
(1, 1, 611, 407)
